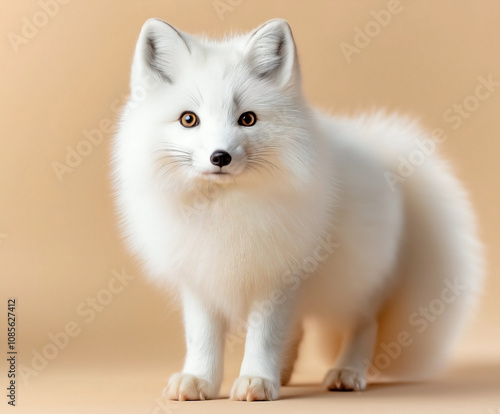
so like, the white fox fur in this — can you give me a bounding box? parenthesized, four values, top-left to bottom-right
(112, 18, 483, 401)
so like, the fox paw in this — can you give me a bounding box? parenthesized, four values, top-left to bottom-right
(230, 376, 279, 401)
(164, 373, 218, 401)
(323, 368, 367, 391)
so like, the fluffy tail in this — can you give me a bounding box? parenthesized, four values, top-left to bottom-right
(371, 143, 484, 381)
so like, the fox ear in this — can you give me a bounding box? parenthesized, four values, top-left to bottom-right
(245, 19, 300, 88)
(131, 18, 191, 87)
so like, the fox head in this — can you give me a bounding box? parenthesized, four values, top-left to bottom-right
(116, 19, 317, 195)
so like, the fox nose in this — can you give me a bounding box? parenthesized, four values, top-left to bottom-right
(210, 150, 232, 167)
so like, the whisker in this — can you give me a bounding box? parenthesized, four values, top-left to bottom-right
(153, 143, 193, 180)
(247, 160, 275, 177)
(246, 144, 283, 178)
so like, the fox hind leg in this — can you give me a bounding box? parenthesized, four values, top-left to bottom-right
(323, 319, 377, 391)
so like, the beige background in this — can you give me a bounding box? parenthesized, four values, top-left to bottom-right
(1, 1, 499, 413)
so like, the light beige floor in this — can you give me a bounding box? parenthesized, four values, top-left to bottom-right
(15, 352, 500, 414)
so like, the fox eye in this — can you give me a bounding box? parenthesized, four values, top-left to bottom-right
(180, 111, 199, 128)
(238, 111, 257, 127)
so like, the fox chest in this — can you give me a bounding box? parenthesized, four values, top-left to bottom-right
(165, 202, 317, 299)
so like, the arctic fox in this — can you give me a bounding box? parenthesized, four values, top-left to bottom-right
(112, 18, 483, 401)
